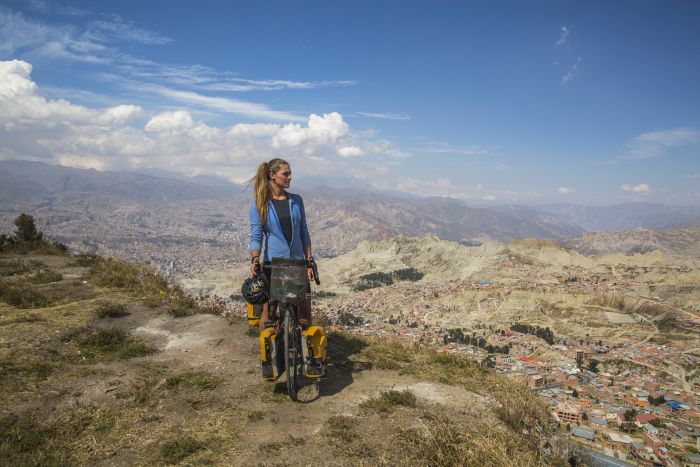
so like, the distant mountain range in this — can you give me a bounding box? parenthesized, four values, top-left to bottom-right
(536, 203, 700, 231)
(2, 160, 699, 272)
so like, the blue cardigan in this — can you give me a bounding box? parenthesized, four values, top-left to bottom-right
(249, 193, 311, 261)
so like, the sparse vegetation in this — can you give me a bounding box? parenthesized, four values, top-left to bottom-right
(87, 256, 205, 316)
(0, 259, 31, 277)
(510, 322, 555, 345)
(164, 371, 220, 391)
(94, 302, 129, 318)
(314, 290, 337, 298)
(69, 328, 156, 362)
(359, 389, 417, 413)
(0, 214, 67, 255)
(27, 269, 62, 284)
(160, 436, 206, 464)
(0, 281, 51, 308)
(352, 267, 425, 291)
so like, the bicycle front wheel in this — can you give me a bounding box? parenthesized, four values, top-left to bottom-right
(283, 307, 300, 400)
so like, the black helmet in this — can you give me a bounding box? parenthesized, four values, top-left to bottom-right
(241, 274, 269, 304)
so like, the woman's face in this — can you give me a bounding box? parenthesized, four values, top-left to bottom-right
(270, 164, 292, 189)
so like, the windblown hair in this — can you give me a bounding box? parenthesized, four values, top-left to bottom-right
(249, 158, 289, 226)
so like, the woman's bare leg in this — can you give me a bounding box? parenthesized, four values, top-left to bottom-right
(299, 293, 312, 327)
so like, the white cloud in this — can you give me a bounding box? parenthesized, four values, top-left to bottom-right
(99, 104, 142, 125)
(0, 59, 403, 181)
(145, 110, 193, 132)
(558, 186, 575, 194)
(621, 183, 651, 193)
(338, 146, 364, 157)
(686, 173, 700, 179)
(556, 26, 569, 46)
(483, 194, 496, 201)
(622, 127, 700, 160)
(560, 58, 581, 86)
(272, 112, 349, 148)
(357, 111, 410, 121)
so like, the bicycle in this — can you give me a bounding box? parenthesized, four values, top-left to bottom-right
(260, 257, 322, 401)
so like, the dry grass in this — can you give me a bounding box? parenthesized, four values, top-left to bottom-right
(329, 334, 558, 465)
(0, 281, 52, 308)
(66, 328, 157, 363)
(94, 302, 129, 318)
(398, 411, 538, 466)
(0, 259, 32, 277)
(360, 389, 417, 413)
(160, 435, 206, 464)
(164, 371, 221, 391)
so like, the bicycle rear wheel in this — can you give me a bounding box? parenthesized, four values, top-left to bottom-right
(283, 306, 301, 400)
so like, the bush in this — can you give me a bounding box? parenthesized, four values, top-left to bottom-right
(0, 260, 31, 277)
(95, 302, 129, 318)
(27, 270, 62, 285)
(0, 282, 50, 308)
(88, 258, 197, 316)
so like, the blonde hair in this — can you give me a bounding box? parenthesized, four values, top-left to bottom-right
(249, 158, 289, 226)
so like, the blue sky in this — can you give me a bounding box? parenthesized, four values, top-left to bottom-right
(1, 0, 699, 205)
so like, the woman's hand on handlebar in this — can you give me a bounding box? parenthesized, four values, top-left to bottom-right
(250, 256, 260, 276)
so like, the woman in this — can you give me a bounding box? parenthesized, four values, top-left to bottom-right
(248, 158, 315, 329)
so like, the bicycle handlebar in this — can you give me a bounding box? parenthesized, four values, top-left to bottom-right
(310, 258, 321, 286)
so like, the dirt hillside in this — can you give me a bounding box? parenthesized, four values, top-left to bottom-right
(0, 251, 569, 465)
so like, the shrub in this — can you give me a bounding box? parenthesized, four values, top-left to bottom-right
(0, 260, 31, 277)
(27, 270, 62, 285)
(0, 282, 50, 308)
(95, 302, 129, 318)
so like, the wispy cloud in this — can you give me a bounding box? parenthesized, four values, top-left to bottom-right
(1, 6, 357, 122)
(558, 186, 575, 194)
(622, 127, 700, 160)
(202, 79, 358, 92)
(687, 173, 700, 179)
(357, 111, 410, 121)
(556, 26, 569, 46)
(418, 143, 493, 156)
(23, 0, 88, 17)
(84, 14, 173, 45)
(122, 80, 305, 122)
(560, 57, 581, 86)
(621, 183, 651, 193)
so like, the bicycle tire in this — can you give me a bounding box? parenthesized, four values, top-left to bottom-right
(284, 306, 300, 400)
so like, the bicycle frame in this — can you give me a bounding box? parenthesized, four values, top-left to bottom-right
(259, 259, 321, 401)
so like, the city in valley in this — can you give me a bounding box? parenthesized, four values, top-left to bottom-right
(229, 235, 699, 466)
